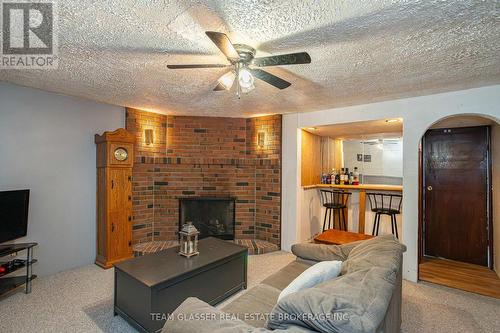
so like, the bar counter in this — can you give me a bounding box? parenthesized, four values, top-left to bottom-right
(302, 183, 403, 233)
(303, 184, 403, 192)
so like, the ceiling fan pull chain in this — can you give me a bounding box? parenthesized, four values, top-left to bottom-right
(234, 63, 239, 99)
(236, 65, 241, 99)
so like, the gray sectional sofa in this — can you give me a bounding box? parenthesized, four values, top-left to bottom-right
(163, 235, 406, 333)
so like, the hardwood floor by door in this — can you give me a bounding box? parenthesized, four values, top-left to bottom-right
(419, 257, 500, 299)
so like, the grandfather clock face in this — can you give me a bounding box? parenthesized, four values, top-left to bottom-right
(113, 147, 128, 161)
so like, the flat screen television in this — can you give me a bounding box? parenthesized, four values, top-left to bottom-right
(0, 189, 30, 244)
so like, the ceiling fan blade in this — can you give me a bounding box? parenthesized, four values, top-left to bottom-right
(253, 52, 311, 67)
(205, 31, 240, 60)
(167, 64, 228, 69)
(249, 69, 291, 89)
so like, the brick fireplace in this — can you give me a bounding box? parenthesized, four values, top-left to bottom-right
(126, 108, 281, 254)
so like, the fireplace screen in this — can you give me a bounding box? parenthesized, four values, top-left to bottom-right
(179, 198, 235, 240)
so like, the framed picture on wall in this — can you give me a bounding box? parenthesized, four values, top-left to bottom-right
(357, 154, 363, 161)
(364, 154, 371, 162)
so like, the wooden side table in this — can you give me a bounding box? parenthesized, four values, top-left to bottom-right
(314, 229, 374, 245)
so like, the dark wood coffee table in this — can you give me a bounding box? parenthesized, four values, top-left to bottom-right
(114, 237, 248, 333)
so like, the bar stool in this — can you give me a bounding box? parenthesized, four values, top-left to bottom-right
(366, 193, 402, 238)
(320, 190, 351, 232)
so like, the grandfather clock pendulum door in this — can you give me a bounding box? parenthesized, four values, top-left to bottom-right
(95, 129, 135, 268)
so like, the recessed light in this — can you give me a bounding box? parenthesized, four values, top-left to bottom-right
(385, 119, 401, 123)
(307, 127, 317, 130)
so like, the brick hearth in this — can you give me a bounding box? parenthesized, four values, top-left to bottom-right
(132, 239, 279, 256)
(126, 108, 282, 249)
(132, 240, 179, 257)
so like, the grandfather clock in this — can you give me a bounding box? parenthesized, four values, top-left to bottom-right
(95, 128, 134, 268)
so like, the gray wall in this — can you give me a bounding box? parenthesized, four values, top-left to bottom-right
(0, 82, 125, 276)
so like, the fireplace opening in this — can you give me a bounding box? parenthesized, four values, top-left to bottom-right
(179, 197, 235, 240)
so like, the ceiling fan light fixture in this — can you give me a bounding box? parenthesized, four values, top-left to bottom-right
(218, 71, 236, 90)
(241, 83, 255, 94)
(238, 67, 254, 89)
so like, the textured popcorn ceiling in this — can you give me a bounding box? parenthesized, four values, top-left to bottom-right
(0, 0, 499, 117)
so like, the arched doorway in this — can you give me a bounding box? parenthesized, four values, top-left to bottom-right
(418, 114, 500, 298)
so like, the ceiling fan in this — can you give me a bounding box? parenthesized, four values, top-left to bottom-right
(167, 31, 311, 98)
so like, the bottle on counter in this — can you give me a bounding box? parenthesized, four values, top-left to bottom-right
(334, 170, 340, 185)
(329, 169, 336, 184)
(344, 168, 349, 185)
(349, 171, 354, 185)
(353, 167, 360, 185)
(340, 168, 345, 185)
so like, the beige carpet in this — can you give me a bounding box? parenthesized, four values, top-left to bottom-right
(0, 251, 499, 332)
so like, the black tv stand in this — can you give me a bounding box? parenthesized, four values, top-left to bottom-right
(0, 242, 37, 297)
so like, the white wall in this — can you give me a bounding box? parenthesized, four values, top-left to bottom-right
(282, 85, 500, 282)
(0, 83, 124, 276)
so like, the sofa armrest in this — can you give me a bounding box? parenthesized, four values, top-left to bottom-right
(291, 241, 364, 262)
(162, 297, 268, 333)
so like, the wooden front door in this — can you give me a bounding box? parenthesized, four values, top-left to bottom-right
(423, 126, 491, 267)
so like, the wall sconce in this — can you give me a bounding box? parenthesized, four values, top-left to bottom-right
(257, 131, 266, 148)
(144, 129, 154, 145)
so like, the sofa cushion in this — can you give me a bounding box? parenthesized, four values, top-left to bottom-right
(222, 284, 280, 328)
(278, 260, 342, 301)
(261, 260, 311, 291)
(164, 297, 317, 333)
(162, 297, 258, 333)
(341, 235, 406, 277)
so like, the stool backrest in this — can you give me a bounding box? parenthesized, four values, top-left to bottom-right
(366, 192, 402, 212)
(320, 190, 351, 206)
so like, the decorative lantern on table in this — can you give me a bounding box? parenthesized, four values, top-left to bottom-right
(179, 222, 199, 257)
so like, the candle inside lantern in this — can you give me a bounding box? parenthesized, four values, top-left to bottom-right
(179, 222, 199, 258)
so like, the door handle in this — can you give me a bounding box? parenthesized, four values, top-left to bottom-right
(427, 185, 433, 191)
